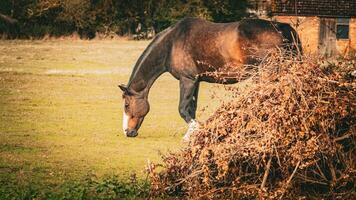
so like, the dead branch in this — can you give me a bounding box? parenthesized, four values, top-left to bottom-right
(261, 157, 273, 190)
(279, 160, 301, 200)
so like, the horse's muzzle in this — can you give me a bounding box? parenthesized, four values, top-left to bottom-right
(125, 129, 138, 137)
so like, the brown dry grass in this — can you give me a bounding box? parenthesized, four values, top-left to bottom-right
(148, 53, 356, 199)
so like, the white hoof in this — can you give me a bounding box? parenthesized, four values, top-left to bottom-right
(183, 120, 199, 142)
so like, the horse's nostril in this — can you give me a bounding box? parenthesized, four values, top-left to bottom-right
(126, 130, 138, 137)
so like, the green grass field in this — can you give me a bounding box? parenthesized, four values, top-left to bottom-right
(0, 40, 226, 198)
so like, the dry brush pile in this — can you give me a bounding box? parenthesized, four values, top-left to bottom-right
(148, 54, 356, 199)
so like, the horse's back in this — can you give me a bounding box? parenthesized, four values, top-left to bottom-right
(173, 17, 298, 43)
(172, 18, 299, 59)
(168, 18, 301, 82)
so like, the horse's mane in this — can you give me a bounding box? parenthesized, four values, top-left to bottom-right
(127, 26, 174, 87)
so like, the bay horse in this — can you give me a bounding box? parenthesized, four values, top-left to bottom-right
(119, 17, 301, 138)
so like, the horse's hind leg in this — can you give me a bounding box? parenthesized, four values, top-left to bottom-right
(179, 77, 200, 141)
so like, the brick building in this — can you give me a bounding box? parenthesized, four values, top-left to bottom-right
(249, 0, 356, 57)
(272, 0, 356, 57)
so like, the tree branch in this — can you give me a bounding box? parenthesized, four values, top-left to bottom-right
(260, 157, 272, 189)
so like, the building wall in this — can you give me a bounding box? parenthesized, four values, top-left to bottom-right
(349, 18, 356, 53)
(274, 16, 356, 56)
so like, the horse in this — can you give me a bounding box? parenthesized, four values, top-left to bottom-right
(119, 17, 301, 138)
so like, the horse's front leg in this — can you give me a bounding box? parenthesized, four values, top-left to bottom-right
(179, 77, 200, 141)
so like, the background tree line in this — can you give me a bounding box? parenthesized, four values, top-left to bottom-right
(0, 0, 251, 39)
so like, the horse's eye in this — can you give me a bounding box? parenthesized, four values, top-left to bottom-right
(125, 103, 129, 109)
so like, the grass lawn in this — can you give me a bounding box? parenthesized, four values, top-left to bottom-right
(0, 40, 226, 198)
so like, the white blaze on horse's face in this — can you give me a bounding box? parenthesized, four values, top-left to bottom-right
(122, 109, 129, 135)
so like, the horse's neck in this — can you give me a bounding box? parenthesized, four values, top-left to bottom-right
(127, 26, 173, 96)
(127, 64, 166, 97)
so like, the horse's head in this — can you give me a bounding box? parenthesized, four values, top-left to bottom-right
(118, 84, 150, 137)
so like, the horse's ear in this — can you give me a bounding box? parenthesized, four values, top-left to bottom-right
(118, 84, 141, 97)
(118, 84, 134, 96)
(118, 84, 129, 94)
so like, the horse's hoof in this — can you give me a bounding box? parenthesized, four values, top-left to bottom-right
(182, 134, 190, 142)
(182, 120, 199, 142)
